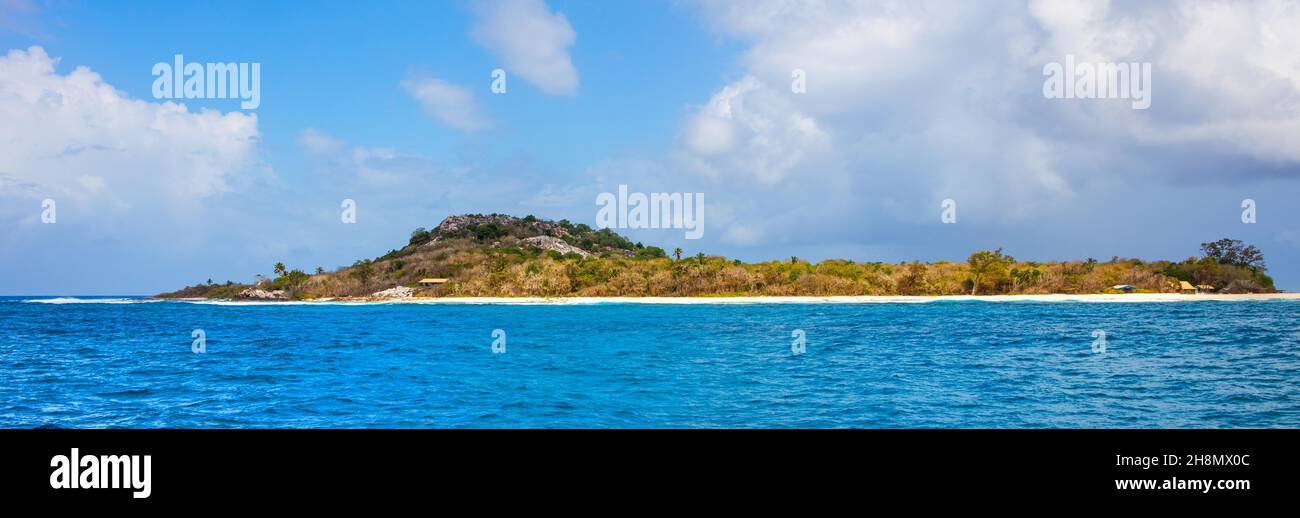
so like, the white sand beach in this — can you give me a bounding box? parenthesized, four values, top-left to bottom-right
(317, 293, 1300, 304)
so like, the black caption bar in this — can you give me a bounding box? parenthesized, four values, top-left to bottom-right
(0, 429, 1292, 506)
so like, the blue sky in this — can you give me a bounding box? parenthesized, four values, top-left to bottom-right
(2, 0, 1299, 294)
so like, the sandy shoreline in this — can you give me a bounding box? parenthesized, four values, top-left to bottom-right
(275, 293, 1300, 304)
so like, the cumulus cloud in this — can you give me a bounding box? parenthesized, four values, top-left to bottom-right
(673, 0, 1300, 240)
(681, 76, 829, 185)
(470, 0, 579, 96)
(548, 0, 1298, 289)
(0, 46, 263, 218)
(0, 46, 275, 294)
(401, 74, 490, 132)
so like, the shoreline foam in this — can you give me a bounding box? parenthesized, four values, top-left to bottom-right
(19, 293, 1300, 305)
(313, 293, 1300, 304)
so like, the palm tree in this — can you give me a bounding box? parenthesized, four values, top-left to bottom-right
(673, 248, 683, 261)
(274, 262, 287, 277)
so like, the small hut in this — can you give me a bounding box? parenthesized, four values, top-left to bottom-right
(417, 278, 449, 287)
(1178, 281, 1196, 294)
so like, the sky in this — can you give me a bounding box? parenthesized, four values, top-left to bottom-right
(1, 0, 1298, 295)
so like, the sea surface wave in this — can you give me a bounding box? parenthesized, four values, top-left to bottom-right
(2, 296, 1297, 428)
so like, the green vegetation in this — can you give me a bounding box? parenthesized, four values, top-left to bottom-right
(156, 279, 246, 299)
(1159, 239, 1275, 293)
(157, 214, 1279, 299)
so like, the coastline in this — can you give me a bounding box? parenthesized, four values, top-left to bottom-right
(275, 293, 1300, 304)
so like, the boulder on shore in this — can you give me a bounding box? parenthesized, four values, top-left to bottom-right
(370, 286, 415, 299)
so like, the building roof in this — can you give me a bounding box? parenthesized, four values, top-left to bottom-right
(417, 278, 449, 284)
(1112, 284, 1135, 289)
(1179, 281, 1196, 290)
(1196, 284, 1216, 290)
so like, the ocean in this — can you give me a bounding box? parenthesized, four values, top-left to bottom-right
(1, 296, 1297, 428)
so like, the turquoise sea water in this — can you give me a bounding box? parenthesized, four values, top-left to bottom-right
(1, 296, 1297, 428)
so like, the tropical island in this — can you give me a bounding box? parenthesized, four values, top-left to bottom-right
(159, 214, 1281, 301)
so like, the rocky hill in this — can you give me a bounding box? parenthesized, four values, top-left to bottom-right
(411, 213, 634, 257)
(159, 214, 669, 300)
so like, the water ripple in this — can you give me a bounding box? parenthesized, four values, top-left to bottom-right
(0, 297, 1298, 428)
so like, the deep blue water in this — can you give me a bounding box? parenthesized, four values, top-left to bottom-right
(1, 296, 1298, 428)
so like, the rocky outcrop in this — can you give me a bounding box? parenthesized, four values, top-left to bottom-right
(430, 214, 573, 241)
(371, 286, 415, 298)
(521, 235, 590, 257)
(237, 287, 289, 300)
(414, 213, 637, 257)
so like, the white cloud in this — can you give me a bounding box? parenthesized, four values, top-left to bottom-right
(401, 74, 490, 132)
(296, 127, 345, 156)
(470, 0, 579, 96)
(1024, 0, 1300, 162)
(0, 46, 277, 294)
(0, 46, 263, 218)
(675, 0, 1300, 234)
(1143, 0, 1300, 161)
(680, 76, 829, 185)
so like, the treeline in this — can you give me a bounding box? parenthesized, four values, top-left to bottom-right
(160, 233, 1276, 299)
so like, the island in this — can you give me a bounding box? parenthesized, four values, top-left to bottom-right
(159, 214, 1282, 302)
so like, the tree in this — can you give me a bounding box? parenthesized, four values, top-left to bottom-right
(1009, 267, 1043, 291)
(315, 266, 325, 275)
(896, 262, 928, 295)
(1200, 238, 1266, 271)
(274, 262, 287, 277)
(635, 246, 667, 260)
(349, 260, 374, 284)
(696, 252, 706, 265)
(409, 227, 430, 245)
(967, 248, 1014, 295)
(1190, 256, 1222, 286)
(673, 248, 683, 261)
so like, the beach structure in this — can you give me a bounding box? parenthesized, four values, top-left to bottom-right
(417, 278, 449, 287)
(1179, 281, 1196, 294)
(1196, 284, 1216, 293)
(1112, 284, 1135, 292)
